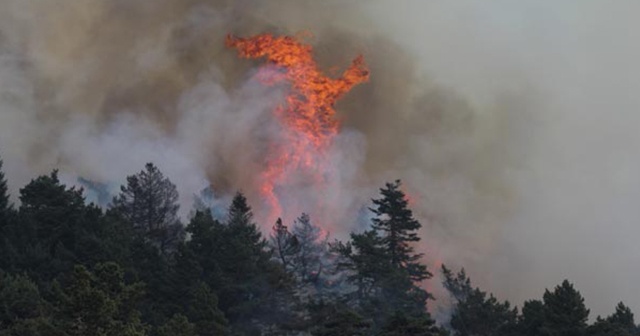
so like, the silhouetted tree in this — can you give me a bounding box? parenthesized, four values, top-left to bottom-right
(271, 218, 299, 270)
(111, 163, 184, 255)
(0, 157, 9, 225)
(52, 263, 147, 336)
(540, 280, 589, 336)
(442, 265, 518, 336)
(309, 302, 371, 336)
(334, 180, 434, 330)
(587, 302, 637, 336)
(520, 300, 545, 336)
(292, 213, 326, 284)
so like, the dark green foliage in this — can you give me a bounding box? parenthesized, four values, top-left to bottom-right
(587, 302, 638, 336)
(520, 300, 545, 336)
(111, 163, 184, 255)
(0, 157, 9, 225)
(184, 282, 227, 336)
(309, 302, 371, 336)
(379, 311, 442, 336)
(156, 314, 196, 336)
(442, 265, 518, 336)
(0, 157, 637, 335)
(334, 180, 434, 329)
(4, 171, 119, 280)
(51, 263, 147, 336)
(0, 273, 48, 329)
(370, 180, 425, 276)
(540, 280, 590, 336)
(181, 195, 291, 333)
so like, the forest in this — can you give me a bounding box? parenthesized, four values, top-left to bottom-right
(0, 157, 637, 336)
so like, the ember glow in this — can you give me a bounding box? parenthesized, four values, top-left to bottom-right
(226, 33, 369, 225)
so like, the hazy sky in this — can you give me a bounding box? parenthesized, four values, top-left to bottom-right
(364, 0, 640, 318)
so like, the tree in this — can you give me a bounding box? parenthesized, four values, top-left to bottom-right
(309, 302, 371, 336)
(540, 280, 589, 336)
(334, 180, 435, 329)
(10, 171, 106, 281)
(0, 157, 14, 272)
(156, 314, 196, 336)
(270, 218, 299, 271)
(291, 213, 326, 284)
(217, 193, 274, 321)
(0, 273, 47, 327)
(587, 302, 637, 336)
(110, 163, 184, 255)
(52, 263, 148, 336)
(184, 282, 227, 336)
(370, 180, 424, 274)
(379, 311, 442, 336)
(442, 266, 518, 336)
(184, 194, 290, 332)
(0, 156, 9, 225)
(519, 300, 545, 336)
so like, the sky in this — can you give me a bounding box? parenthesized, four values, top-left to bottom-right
(364, 0, 640, 318)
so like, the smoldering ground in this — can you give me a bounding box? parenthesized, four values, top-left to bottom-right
(0, 0, 638, 319)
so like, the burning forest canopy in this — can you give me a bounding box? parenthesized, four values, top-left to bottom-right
(1, 0, 640, 333)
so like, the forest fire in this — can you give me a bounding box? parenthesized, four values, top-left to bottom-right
(226, 33, 369, 225)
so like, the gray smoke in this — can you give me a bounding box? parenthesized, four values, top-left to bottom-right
(0, 0, 638, 319)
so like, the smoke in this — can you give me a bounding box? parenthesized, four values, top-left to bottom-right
(0, 0, 638, 319)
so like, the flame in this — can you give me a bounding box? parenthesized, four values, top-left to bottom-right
(226, 33, 369, 225)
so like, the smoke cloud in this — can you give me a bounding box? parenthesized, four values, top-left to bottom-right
(0, 0, 638, 319)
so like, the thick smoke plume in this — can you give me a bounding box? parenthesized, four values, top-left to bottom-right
(1, 0, 638, 319)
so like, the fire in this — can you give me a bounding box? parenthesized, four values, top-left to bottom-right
(226, 33, 369, 225)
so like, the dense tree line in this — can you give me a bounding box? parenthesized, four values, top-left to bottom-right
(0, 156, 637, 335)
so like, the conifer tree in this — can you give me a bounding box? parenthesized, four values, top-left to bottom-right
(335, 180, 435, 329)
(442, 265, 518, 336)
(587, 302, 637, 336)
(52, 263, 148, 336)
(111, 163, 184, 255)
(368, 180, 432, 313)
(292, 213, 326, 284)
(520, 300, 545, 336)
(541, 280, 589, 336)
(0, 157, 9, 225)
(370, 180, 425, 275)
(271, 218, 299, 270)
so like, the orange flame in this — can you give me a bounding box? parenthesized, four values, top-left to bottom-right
(226, 33, 369, 225)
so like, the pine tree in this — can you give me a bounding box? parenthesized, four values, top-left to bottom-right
(110, 163, 184, 255)
(0, 156, 14, 272)
(370, 180, 425, 276)
(334, 180, 435, 329)
(0, 273, 56, 335)
(442, 265, 518, 336)
(520, 300, 545, 336)
(541, 280, 589, 336)
(0, 157, 9, 225)
(309, 302, 371, 336)
(292, 213, 326, 284)
(52, 263, 148, 336)
(369, 180, 432, 313)
(587, 302, 637, 336)
(271, 218, 299, 270)
(157, 314, 196, 336)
